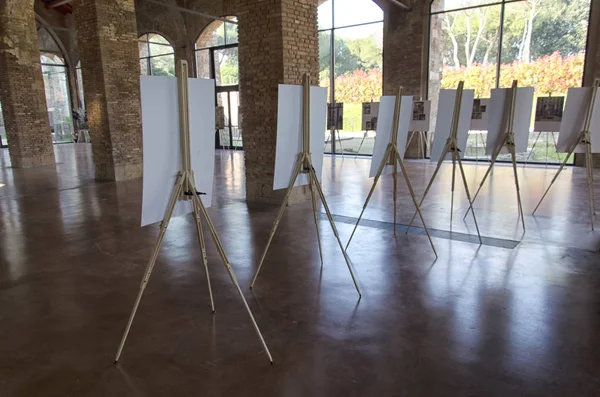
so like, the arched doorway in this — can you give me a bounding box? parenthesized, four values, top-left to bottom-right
(195, 17, 241, 149)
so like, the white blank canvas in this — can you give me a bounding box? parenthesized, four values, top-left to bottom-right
(140, 76, 215, 227)
(557, 87, 600, 154)
(273, 84, 327, 190)
(430, 89, 475, 162)
(369, 95, 413, 178)
(486, 87, 534, 155)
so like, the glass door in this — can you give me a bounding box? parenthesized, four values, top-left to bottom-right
(211, 44, 242, 149)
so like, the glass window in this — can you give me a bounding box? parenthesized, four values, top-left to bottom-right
(138, 33, 175, 76)
(41, 53, 74, 143)
(319, 0, 383, 156)
(195, 17, 239, 87)
(429, 0, 590, 164)
(0, 101, 6, 148)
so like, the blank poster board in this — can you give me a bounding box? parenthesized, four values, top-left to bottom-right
(410, 100, 431, 132)
(430, 89, 475, 162)
(273, 84, 327, 190)
(534, 96, 564, 132)
(369, 95, 413, 178)
(557, 87, 600, 153)
(362, 102, 379, 131)
(470, 98, 490, 131)
(140, 76, 216, 227)
(486, 87, 534, 155)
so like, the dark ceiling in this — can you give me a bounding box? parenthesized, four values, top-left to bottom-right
(40, 0, 73, 15)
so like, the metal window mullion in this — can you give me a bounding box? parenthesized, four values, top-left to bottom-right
(495, 1, 506, 88)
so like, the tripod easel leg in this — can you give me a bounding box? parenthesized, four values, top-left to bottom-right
(455, 151, 483, 244)
(406, 140, 452, 232)
(115, 173, 185, 362)
(524, 131, 543, 166)
(394, 150, 438, 257)
(508, 145, 526, 231)
(585, 144, 596, 231)
(533, 137, 579, 214)
(190, 190, 273, 363)
(251, 154, 305, 288)
(192, 196, 215, 313)
(355, 131, 368, 158)
(451, 151, 457, 223)
(308, 165, 361, 296)
(393, 171, 398, 235)
(346, 144, 393, 249)
(309, 178, 324, 266)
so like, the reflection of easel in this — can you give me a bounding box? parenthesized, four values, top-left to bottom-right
(406, 81, 482, 244)
(533, 79, 599, 231)
(464, 80, 526, 231)
(356, 126, 374, 158)
(405, 130, 426, 159)
(325, 103, 344, 155)
(346, 88, 437, 256)
(524, 130, 561, 166)
(115, 61, 273, 363)
(251, 74, 361, 296)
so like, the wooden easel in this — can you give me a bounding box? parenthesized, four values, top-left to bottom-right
(250, 74, 361, 296)
(115, 60, 273, 363)
(406, 81, 483, 244)
(533, 79, 600, 231)
(345, 88, 437, 256)
(463, 80, 525, 231)
(405, 130, 426, 159)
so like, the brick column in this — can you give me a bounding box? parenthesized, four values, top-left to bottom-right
(237, 0, 319, 204)
(383, 0, 430, 159)
(72, 0, 142, 180)
(0, 0, 55, 168)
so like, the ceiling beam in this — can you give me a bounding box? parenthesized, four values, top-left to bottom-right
(389, 0, 411, 11)
(46, 0, 73, 8)
(141, 0, 237, 24)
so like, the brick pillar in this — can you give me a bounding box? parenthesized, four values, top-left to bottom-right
(72, 0, 142, 180)
(383, 0, 429, 159)
(0, 0, 55, 168)
(238, 0, 319, 204)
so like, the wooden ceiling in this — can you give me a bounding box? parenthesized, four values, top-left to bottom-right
(40, 0, 73, 15)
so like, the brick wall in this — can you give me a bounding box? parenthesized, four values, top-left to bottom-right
(237, 0, 319, 203)
(0, 0, 55, 168)
(73, 0, 143, 180)
(383, 0, 430, 159)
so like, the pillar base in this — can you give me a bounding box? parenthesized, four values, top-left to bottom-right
(94, 162, 142, 181)
(10, 153, 55, 168)
(246, 181, 310, 204)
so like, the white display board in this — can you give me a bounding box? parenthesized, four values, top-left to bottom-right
(273, 84, 327, 190)
(410, 100, 431, 132)
(470, 98, 490, 131)
(140, 76, 215, 227)
(369, 95, 413, 178)
(534, 96, 564, 132)
(430, 89, 475, 162)
(362, 102, 379, 131)
(557, 88, 600, 153)
(486, 87, 534, 155)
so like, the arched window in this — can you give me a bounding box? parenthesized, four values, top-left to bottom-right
(318, 0, 383, 155)
(195, 17, 241, 149)
(139, 33, 175, 76)
(38, 24, 74, 143)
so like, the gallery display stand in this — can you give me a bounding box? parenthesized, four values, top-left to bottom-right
(533, 79, 600, 231)
(406, 81, 483, 244)
(464, 80, 526, 232)
(251, 74, 361, 297)
(345, 88, 438, 257)
(115, 60, 273, 363)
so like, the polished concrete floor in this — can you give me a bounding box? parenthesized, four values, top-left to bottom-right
(1, 144, 600, 396)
